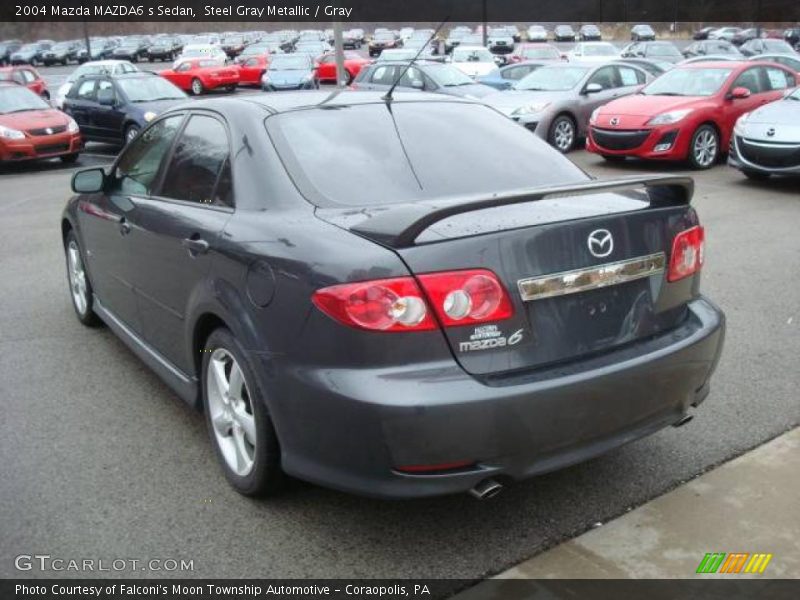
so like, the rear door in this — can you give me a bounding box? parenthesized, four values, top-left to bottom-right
(124, 112, 234, 373)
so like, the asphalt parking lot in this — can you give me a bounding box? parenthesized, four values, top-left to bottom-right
(1, 90, 798, 587)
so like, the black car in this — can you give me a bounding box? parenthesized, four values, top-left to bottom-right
(0, 40, 23, 66)
(11, 40, 54, 65)
(631, 24, 656, 41)
(579, 24, 602, 41)
(621, 41, 685, 64)
(42, 41, 80, 66)
(62, 91, 725, 499)
(785, 27, 800, 49)
(147, 37, 180, 62)
(693, 27, 717, 41)
(63, 72, 186, 146)
(369, 31, 401, 56)
(553, 25, 576, 42)
(77, 38, 118, 63)
(112, 37, 149, 62)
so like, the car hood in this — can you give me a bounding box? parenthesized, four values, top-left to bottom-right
(739, 98, 800, 142)
(452, 62, 497, 78)
(267, 69, 312, 84)
(597, 94, 704, 118)
(484, 89, 568, 114)
(0, 109, 69, 131)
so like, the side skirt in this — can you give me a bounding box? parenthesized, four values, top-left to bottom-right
(93, 297, 200, 409)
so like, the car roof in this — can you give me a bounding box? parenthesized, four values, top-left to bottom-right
(681, 60, 748, 68)
(184, 89, 469, 116)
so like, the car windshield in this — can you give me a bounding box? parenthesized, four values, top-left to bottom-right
(117, 77, 185, 102)
(426, 64, 474, 86)
(270, 56, 309, 70)
(582, 44, 617, 56)
(52, 43, 71, 51)
(0, 86, 49, 113)
(515, 66, 588, 91)
(642, 67, 732, 96)
(647, 44, 682, 57)
(453, 48, 493, 62)
(267, 102, 586, 207)
(521, 47, 560, 59)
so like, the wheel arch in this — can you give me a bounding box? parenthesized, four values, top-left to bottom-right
(689, 119, 724, 157)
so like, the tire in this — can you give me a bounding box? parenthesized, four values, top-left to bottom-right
(60, 153, 79, 164)
(344, 70, 353, 85)
(124, 124, 140, 145)
(742, 169, 770, 181)
(688, 124, 720, 170)
(191, 78, 204, 95)
(225, 84, 237, 93)
(40, 91, 50, 102)
(64, 230, 101, 327)
(202, 327, 284, 496)
(548, 114, 577, 153)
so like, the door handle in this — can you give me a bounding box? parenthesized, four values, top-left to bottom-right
(182, 236, 209, 257)
(119, 217, 131, 236)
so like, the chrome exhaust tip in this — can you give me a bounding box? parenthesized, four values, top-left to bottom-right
(673, 414, 694, 428)
(469, 478, 503, 500)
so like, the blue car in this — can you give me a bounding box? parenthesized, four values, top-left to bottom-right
(477, 61, 547, 90)
(63, 72, 186, 146)
(261, 54, 318, 91)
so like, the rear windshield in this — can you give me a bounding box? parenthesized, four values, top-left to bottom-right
(267, 101, 587, 207)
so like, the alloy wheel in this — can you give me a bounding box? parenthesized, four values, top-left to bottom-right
(67, 240, 88, 315)
(206, 348, 257, 476)
(553, 118, 575, 152)
(191, 79, 203, 95)
(126, 126, 140, 144)
(693, 128, 718, 168)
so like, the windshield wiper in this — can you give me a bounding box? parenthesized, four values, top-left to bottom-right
(652, 92, 687, 96)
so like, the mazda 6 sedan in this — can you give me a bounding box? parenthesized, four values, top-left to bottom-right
(62, 91, 725, 499)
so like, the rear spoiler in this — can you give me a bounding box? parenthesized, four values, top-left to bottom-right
(332, 175, 693, 248)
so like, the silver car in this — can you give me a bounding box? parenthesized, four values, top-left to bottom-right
(483, 62, 651, 152)
(729, 86, 800, 179)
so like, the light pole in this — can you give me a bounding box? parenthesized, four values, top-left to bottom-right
(332, 20, 346, 87)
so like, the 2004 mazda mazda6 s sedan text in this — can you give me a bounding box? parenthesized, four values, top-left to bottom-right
(61, 90, 725, 499)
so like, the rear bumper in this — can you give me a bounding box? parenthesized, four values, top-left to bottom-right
(0, 133, 82, 162)
(265, 297, 725, 498)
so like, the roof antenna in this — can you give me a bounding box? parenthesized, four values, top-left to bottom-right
(383, 17, 449, 103)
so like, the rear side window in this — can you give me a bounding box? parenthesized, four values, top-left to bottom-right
(267, 102, 587, 208)
(74, 79, 96, 100)
(764, 67, 794, 90)
(159, 115, 232, 207)
(617, 66, 645, 86)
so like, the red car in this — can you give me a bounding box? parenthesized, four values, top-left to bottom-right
(587, 61, 797, 169)
(0, 82, 82, 164)
(159, 58, 240, 95)
(235, 55, 270, 87)
(315, 51, 372, 84)
(0, 66, 49, 100)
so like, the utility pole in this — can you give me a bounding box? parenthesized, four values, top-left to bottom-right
(332, 20, 346, 87)
(482, 0, 487, 47)
(82, 20, 91, 58)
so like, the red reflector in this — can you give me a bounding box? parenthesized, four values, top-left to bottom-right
(417, 269, 514, 327)
(396, 461, 475, 474)
(668, 225, 705, 282)
(312, 277, 436, 332)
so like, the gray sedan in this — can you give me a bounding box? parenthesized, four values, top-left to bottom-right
(353, 60, 496, 99)
(483, 62, 651, 152)
(729, 86, 800, 179)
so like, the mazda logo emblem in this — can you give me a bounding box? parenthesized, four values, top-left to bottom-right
(609, 117, 620, 126)
(587, 229, 614, 258)
(766, 128, 776, 137)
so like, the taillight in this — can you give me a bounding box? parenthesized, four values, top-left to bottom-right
(668, 225, 705, 282)
(312, 269, 514, 332)
(417, 269, 514, 327)
(312, 277, 436, 332)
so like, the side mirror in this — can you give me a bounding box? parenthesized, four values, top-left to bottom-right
(730, 86, 751, 99)
(584, 82, 603, 94)
(410, 79, 424, 90)
(71, 168, 105, 194)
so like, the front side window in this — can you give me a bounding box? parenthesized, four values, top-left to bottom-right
(75, 80, 96, 100)
(732, 68, 763, 94)
(159, 115, 232, 207)
(114, 115, 183, 196)
(642, 67, 733, 97)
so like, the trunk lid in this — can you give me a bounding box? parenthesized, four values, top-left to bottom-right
(317, 177, 699, 377)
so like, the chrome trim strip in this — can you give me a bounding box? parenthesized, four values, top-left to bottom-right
(517, 253, 666, 302)
(740, 138, 800, 149)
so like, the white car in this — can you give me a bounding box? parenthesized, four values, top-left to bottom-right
(176, 44, 228, 64)
(449, 46, 498, 78)
(54, 60, 138, 108)
(566, 42, 621, 63)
